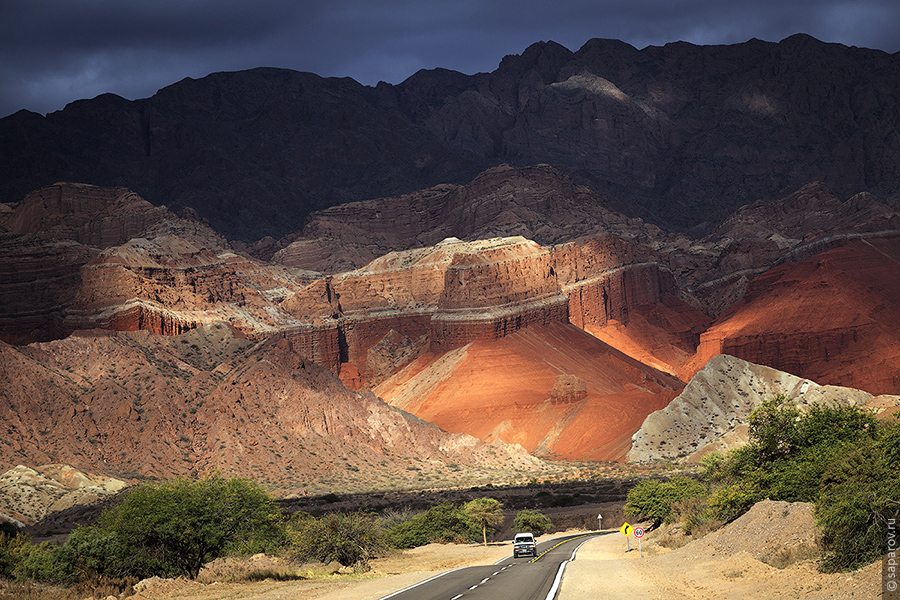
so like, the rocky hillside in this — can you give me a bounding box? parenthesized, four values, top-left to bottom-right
(0, 464, 127, 527)
(1, 35, 897, 240)
(0, 323, 547, 494)
(2, 166, 900, 468)
(629, 354, 900, 463)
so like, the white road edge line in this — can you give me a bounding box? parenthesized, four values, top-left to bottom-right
(373, 567, 465, 600)
(544, 536, 597, 600)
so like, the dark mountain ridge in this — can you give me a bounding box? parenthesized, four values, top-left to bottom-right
(1, 34, 898, 241)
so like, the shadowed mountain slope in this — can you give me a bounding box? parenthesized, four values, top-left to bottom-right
(2, 35, 898, 240)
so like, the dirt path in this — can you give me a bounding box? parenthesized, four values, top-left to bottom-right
(558, 533, 675, 600)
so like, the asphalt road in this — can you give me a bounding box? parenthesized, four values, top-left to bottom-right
(377, 533, 603, 600)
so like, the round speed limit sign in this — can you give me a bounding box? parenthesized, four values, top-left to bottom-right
(633, 527, 645, 538)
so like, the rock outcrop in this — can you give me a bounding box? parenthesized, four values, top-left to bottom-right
(270, 164, 683, 273)
(689, 237, 900, 394)
(679, 182, 900, 316)
(629, 354, 900, 463)
(377, 321, 683, 461)
(0, 464, 127, 527)
(0, 183, 231, 344)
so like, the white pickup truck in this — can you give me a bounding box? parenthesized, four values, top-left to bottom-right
(513, 532, 537, 558)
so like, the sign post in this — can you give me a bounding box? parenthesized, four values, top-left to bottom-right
(620, 522, 634, 552)
(634, 527, 645, 558)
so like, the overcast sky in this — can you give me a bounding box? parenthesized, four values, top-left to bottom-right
(2, 0, 899, 119)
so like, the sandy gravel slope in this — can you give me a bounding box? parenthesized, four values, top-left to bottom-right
(559, 502, 880, 600)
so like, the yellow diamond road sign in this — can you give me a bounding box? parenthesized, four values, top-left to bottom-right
(620, 522, 634, 537)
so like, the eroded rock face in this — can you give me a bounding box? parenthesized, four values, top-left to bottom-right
(272, 164, 680, 273)
(0, 183, 231, 344)
(0, 464, 127, 527)
(277, 234, 695, 386)
(629, 354, 900, 463)
(678, 182, 900, 317)
(6, 183, 172, 248)
(0, 324, 546, 495)
(690, 237, 900, 394)
(377, 321, 684, 461)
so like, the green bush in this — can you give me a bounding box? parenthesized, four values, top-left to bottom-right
(709, 398, 899, 572)
(513, 510, 552, 536)
(385, 503, 479, 549)
(288, 511, 387, 569)
(17, 541, 66, 582)
(0, 533, 29, 579)
(705, 479, 763, 524)
(95, 473, 282, 579)
(55, 525, 127, 582)
(624, 477, 705, 526)
(816, 438, 900, 572)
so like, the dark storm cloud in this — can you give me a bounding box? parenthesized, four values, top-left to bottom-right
(2, 0, 899, 118)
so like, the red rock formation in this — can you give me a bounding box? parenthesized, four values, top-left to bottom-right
(688, 237, 900, 394)
(0, 183, 233, 344)
(65, 235, 313, 341)
(272, 164, 684, 275)
(278, 234, 701, 387)
(6, 183, 171, 248)
(0, 233, 98, 344)
(377, 321, 683, 461)
(676, 182, 900, 317)
(0, 324, 545, 493)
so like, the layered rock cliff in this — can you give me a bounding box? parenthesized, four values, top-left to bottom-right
(690, 237, 900, 394)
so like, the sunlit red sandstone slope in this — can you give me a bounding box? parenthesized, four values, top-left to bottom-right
(375, 322, 681, 461)
(689, 237, 900, 394)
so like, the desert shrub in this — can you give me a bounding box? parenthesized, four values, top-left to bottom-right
(513, 510, 553, 536)
(624, 476, 705, 526)
(704, 479, 763, 524)
(767, 442, 849, 503)
(463, 498, 503, 545)
(95, 473, 283, 579)
(816, 438, 900, 572)
(17, 541, 66, 583)
(385, 502, 479, 549)
(697, 451, 726, 483)
(746, 395, 803, 464)
(672, 496, 721, 537)
(0, 532, 30, 579)
(53, 525, 126, 583)
(288, 511, 386, 569)
(710, 399, 898, 572)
